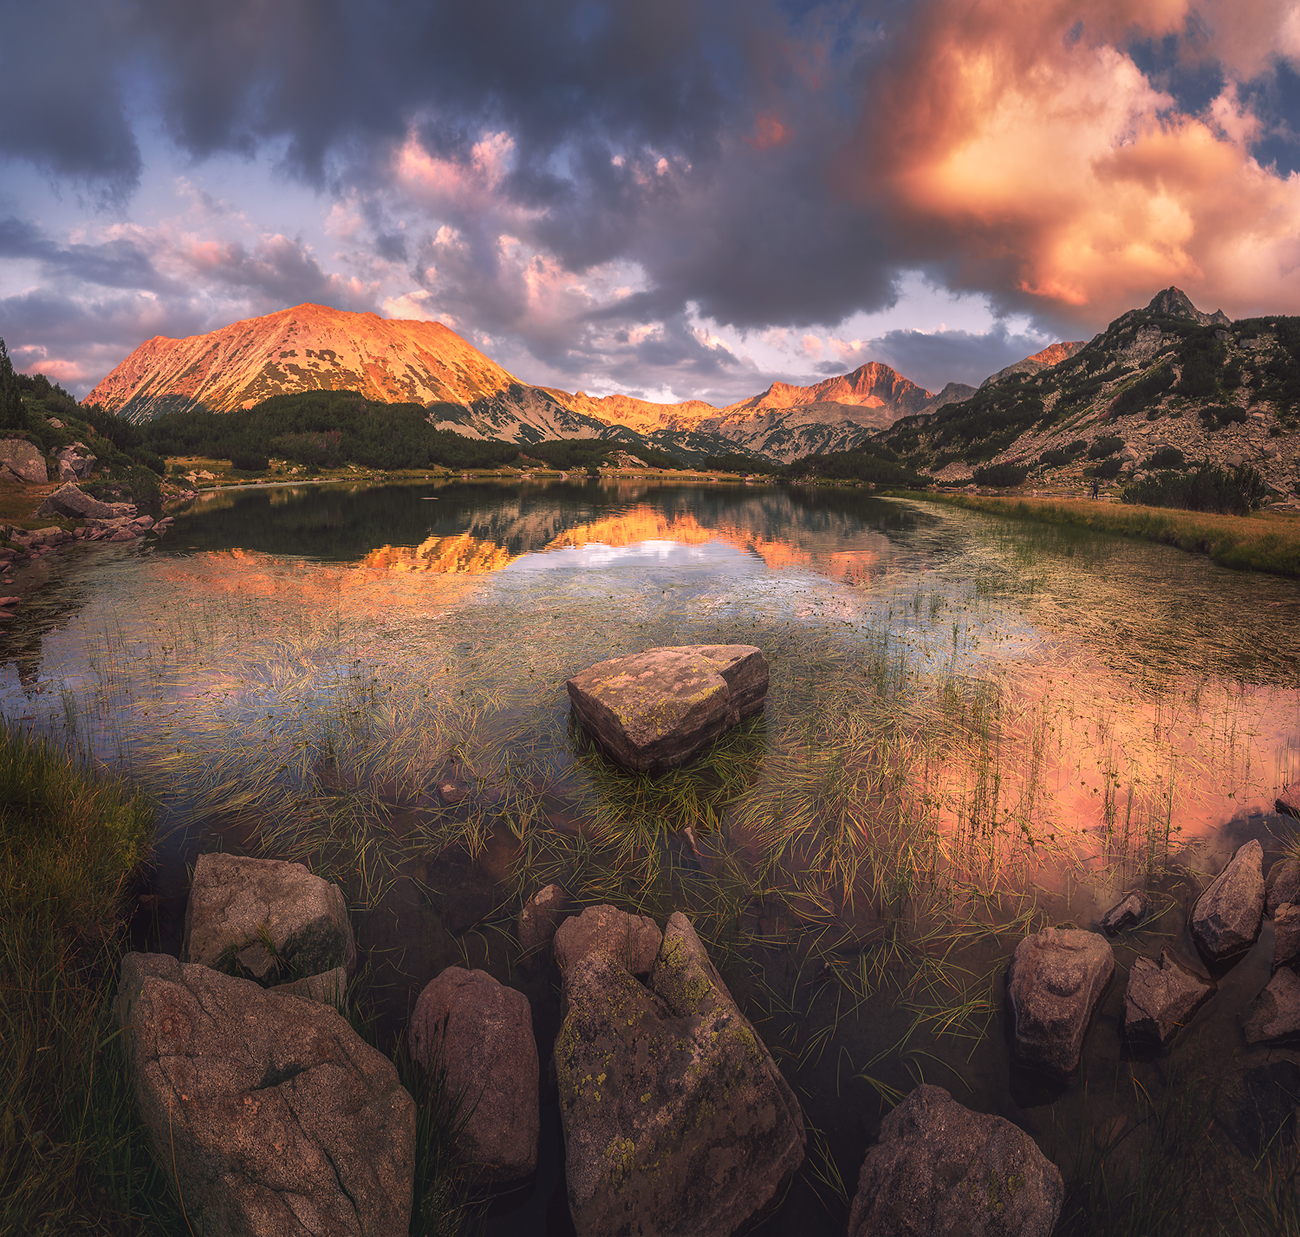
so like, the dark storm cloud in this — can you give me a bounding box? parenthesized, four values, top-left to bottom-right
(0, 218, 176, 293)
(0, 3, 141, 202)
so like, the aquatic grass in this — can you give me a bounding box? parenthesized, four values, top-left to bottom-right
(911, 492, 1300, 578)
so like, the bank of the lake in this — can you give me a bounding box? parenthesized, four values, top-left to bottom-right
(903, 490, 1300, 579)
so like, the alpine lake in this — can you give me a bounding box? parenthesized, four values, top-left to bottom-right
(6, 476, 1300, 1234)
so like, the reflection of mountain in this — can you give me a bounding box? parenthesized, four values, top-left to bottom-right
(362, 534, 516, 574)
(542, 508, 889, 580)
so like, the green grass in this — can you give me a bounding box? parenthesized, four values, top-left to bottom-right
(907, 492, 1300, 577)
(0, 728, 187, 1236)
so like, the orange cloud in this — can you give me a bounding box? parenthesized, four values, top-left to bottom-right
(848, 0, 1300, 321)
(747, 111, 791, 150)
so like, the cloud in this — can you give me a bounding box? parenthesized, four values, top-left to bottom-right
(847, 0, 1300, 324)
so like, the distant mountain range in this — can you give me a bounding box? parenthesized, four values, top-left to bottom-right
(85, 303, 1038, 463)
(85, 290, 1294, 493)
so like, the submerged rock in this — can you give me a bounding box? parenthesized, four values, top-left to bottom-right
(1244, 969, 1300, 1047)
(566, 644, 768, 773)
(1215, 1056, 1300, 1156)
(115, 952, 414, 1237)
(1267, 859, 1300, 915)
(1123, 948, 1216, 1048)
(1276, 903, 1300, 971)
(553, 903, 662, 980)
(1007, 928, 1114, 1080)
(1101, 890, 1153, 935)
(182, 853, 356, 985)
(518, 882, 571, 955)
(556, 911, 804, 1237)
(408, 967, 539, 1183)
(1189, 840, 1265, 963)
(847, 1085, 1063, 1237)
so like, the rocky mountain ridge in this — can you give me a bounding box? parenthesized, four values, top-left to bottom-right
(877, 288, 1299, 504)
(86, 305, 956, 463)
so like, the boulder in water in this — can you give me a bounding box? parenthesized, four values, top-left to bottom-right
(555, 911, 804, 1237)
(566, 645, 768, 772)
(847, 1084, 1063, 1237)
(115, 952, 414, 1237)
(1007, 927, 1114, 1080)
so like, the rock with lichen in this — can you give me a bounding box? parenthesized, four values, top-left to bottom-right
(554, 910, 804, 1237)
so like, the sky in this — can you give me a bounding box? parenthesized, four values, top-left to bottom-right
(4, 1, 1300, 408)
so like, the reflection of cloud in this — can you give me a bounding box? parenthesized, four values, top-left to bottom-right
(542, 506, 884, 581)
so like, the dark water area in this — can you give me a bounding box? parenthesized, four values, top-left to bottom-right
(3, 477, 1300, 1233)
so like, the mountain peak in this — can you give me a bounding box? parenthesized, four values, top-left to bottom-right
(1145, 287, 1231, 328)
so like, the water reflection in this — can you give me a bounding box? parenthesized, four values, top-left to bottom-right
(2, 479, 1299, 1234)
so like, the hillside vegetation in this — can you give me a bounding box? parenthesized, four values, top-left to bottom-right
(875, 289, 1298, 511)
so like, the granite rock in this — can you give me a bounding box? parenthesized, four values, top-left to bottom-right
(408, 967, 539, 1183)
(847, 1085, 1063, 1237)
(1007, 928, 1115, 1080)
(1189, 840, 1265, 963)
(566, 644, 768, 773)
(1123, 948, 1216, 1048)
(115, 952, 414, 1237)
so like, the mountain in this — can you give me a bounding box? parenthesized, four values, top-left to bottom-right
(980, 341, 1086, 388)
(88, 303, 528, 420)
(876, 287, 1298, 498)
(87, 301, 1097, 467)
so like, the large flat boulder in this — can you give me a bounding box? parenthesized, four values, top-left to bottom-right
(566, 644, 768, 772)
(183, 853, 356, 985)
(115, 952, 415, 1237)
(847, 1085, 1063, 1237)
(1189, 840, 1265, 963)
(0, 438, 48, 484)
(407, 967, 539, 1183)
(1007, 928, 1114, 1080)
(1123, 948, 1216, 1048)
(37, 481, 118, 519)
(556, 911, 804, 1237)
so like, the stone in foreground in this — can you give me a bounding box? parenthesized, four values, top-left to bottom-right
(1189, 839, 1265, 963)
(408, 967, 539, 1183)
(37, 480, 119, 519)
(1007, 928, 1114, 1080)
(1267, 859, 1300, 917)
(847, 1085, 1063, 1237)
(183, 852, 356, 985)
(116, 952, 414, 1237)
(1275, 903, 1300, 971)
(566, 644, 768, 773)
(1101, 889, 1152, 935)
(556, 911, 804, 1237)
(1243, 968, 1300, 1047)
(1123, 948, 1216, 1048)
(553, 903, 663, 980)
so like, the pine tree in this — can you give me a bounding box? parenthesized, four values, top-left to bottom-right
(0, 339, 29, 433)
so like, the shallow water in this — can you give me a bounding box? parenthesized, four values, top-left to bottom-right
(5, 477, 1300, 1231)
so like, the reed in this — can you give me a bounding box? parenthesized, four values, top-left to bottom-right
(911, 492, 1300, 577)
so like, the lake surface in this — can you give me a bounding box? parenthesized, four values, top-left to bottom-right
(5, 478, 1300, 1232)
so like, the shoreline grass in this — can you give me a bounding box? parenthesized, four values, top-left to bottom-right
(0, 728, 187, 1236)
(898, 491, 1300, 578)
